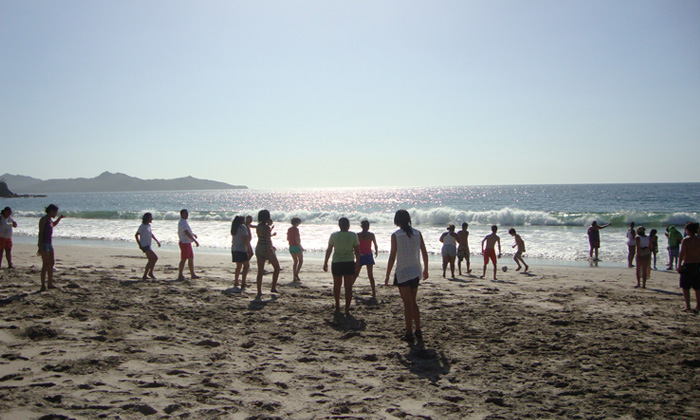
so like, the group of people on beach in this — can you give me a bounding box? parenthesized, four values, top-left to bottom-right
(439, 223, 529, 280)
(3, 204, 700, 336)
(587, 219, 700, 311)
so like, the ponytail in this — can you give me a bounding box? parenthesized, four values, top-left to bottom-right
(394, 209, 413, 238)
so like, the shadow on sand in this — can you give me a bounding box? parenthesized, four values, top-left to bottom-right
(247, 294, 278, 310)
(395, 340, 451, 383)
(326, 312, 367, 333)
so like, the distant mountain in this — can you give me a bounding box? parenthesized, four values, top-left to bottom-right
(0, 172, 247, 193)
(0, 174, 43, 191)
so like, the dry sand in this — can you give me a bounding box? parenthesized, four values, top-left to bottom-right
(1, 242, 699, 419)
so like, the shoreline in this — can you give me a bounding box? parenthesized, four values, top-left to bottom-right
(1, 242, 699, 419)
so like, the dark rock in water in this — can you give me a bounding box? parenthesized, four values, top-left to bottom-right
(241, 340, 256, 349)
(362, 354, 378, 362)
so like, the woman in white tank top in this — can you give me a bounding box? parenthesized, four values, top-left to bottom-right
(635, 226, 651, 288)
(385, 210, 429, 342)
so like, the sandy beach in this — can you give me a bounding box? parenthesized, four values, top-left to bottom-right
(1, 242, 699, 419)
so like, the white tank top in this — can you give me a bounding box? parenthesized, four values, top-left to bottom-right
(638, 236, 650, 248)
(394, 228, 422, 283)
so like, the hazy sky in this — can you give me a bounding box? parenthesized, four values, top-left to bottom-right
(1, 1, 698, 189)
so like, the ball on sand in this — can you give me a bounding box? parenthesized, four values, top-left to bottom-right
(502, 266, 508, 272)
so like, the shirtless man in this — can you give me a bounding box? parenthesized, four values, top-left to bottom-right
(677, 222, 700, 312)
(509, 228, 529, 272)
(457, 223, 471, 275)
(481, 225, 501, 280)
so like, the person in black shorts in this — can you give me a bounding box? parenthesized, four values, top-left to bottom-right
(678, 222, 700, 312)
(323, 218, 360, 314)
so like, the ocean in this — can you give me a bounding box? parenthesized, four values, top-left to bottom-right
(3, 183, 698, 267)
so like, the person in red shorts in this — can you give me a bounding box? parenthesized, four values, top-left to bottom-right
(177, 209, 200, 281)
(0, 207, 17, 269)
(480, 225, 502, 280)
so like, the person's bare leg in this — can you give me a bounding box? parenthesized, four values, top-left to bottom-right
(46, 251, 55, 289)
(683, 288, 692, 311)
(343, 274, 355, 314)
(256, 258, 266, 298)
(398, 286, 415, 337)
(241, 261, 249, 288)
(333, 275, 342, 312)
(410, 286, 420, 334)
(291, 254, 299, 281)
(269, 256, 281, 293)
(178, 259, 186, 279)
(234, 262, 242, 287)
(148, 252, 158, 279)
(1, 249, 10, 268)
(694, 289, 700, 312)
(367, 265, 376, 298)
(296, 254, 303, 281)
(40, 251, 51, 290)
(188, 258, 200, 279)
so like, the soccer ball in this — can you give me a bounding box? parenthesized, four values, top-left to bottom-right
(502, 266, 508, 272)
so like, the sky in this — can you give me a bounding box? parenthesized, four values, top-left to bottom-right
(1, 1, 699, 189)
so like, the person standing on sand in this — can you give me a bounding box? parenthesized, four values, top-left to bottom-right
(649, 229, 659, 270)
(177, 209, 200, 281)
(0, 207, 17, 269)
(509, 228, 529, 272)
(135, 212, 161, 281)
(440, 224, 459, 278)
(457, 222, 471, 275)
(635, 226, 651, 288)
(287, 217, 304, 282)
(324, 217, 360, 314)
(231, 216, 252, 288)
(666, 226, 683, 270)
(38, 204, 64, 291)
(481, 225, 501, 280)
(677, 222, 700, 312)
(357, 219, 378, 299)
(626, 222, 637, 268)
(255, 209, 281, 299)
(385, 210, 429, 342)
(587, 221, 611, 261)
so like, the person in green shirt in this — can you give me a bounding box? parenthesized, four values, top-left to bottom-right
(324, 217, 360, 315)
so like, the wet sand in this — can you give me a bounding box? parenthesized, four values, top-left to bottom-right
(1, 243, 699, 419)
